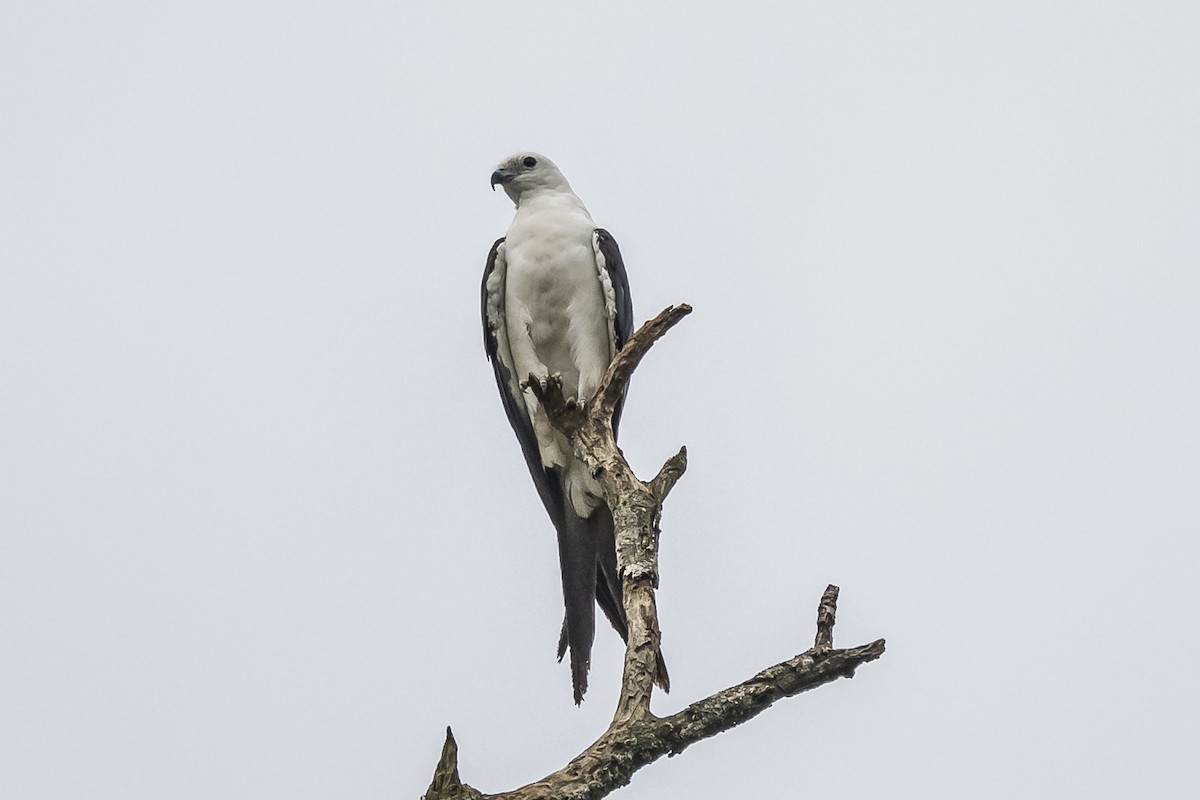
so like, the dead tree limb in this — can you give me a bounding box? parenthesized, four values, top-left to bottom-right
(424, 304, 885, 800)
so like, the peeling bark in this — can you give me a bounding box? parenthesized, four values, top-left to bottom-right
(424, 304, 886, 800)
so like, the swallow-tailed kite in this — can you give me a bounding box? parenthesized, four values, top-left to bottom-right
(481, 152, 667, 703)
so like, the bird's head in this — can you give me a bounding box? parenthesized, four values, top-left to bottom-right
(490, 152, 571, 205)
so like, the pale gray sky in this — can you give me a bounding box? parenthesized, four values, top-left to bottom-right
(2, 3, 1197, 798)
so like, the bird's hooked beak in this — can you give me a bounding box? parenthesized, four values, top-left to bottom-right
(490, 169, 513, 191)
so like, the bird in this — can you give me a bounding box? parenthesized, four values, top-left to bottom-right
(481, 152, 667, 703)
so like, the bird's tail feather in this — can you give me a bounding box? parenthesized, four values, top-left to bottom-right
(594, 508, 626, 635)
(558, 606, 671, 694)
(589, 507, 671, 695)
(556, 509, 599, 705)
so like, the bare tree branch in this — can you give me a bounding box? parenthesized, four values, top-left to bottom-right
(648, 446, 687, 505)
(815, 584, 839, 652)
(424, 304, 886, 799)
(422, 728, 480, 800)
(596, 304, 693, 420)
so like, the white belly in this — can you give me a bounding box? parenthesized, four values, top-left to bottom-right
(503, 208, 611, 402)
(502, 200, 612, 514)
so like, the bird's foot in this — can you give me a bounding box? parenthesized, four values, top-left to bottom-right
(520, 372, 555, 393)
(525, 373, 586, 433)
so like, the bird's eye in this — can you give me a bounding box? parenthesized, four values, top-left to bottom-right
(522, 156, 537, 168)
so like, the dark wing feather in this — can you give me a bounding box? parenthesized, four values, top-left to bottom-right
(594, 229, 634, 347)
(594, 229, 634, 435)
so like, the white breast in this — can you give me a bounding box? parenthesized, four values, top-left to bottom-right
(503, 193, 612, 401)
(501, 191, 613, 514)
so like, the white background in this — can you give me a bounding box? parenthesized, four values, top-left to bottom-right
(2, 3, 1197, 798)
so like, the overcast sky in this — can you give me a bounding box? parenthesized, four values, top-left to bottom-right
(2, 3, 1198, 799)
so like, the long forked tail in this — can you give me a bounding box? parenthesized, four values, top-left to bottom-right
(557, 612, 670, 698)
(555, 508, 599, 704)
(557, 507, 669, 702)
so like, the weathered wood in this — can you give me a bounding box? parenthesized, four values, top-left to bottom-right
(422, 728, 481, 800)
(423, 304, 886, 799)
(814, 584, 839, 652)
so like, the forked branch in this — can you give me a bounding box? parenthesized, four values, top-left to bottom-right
(423, 304, 885, 800)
